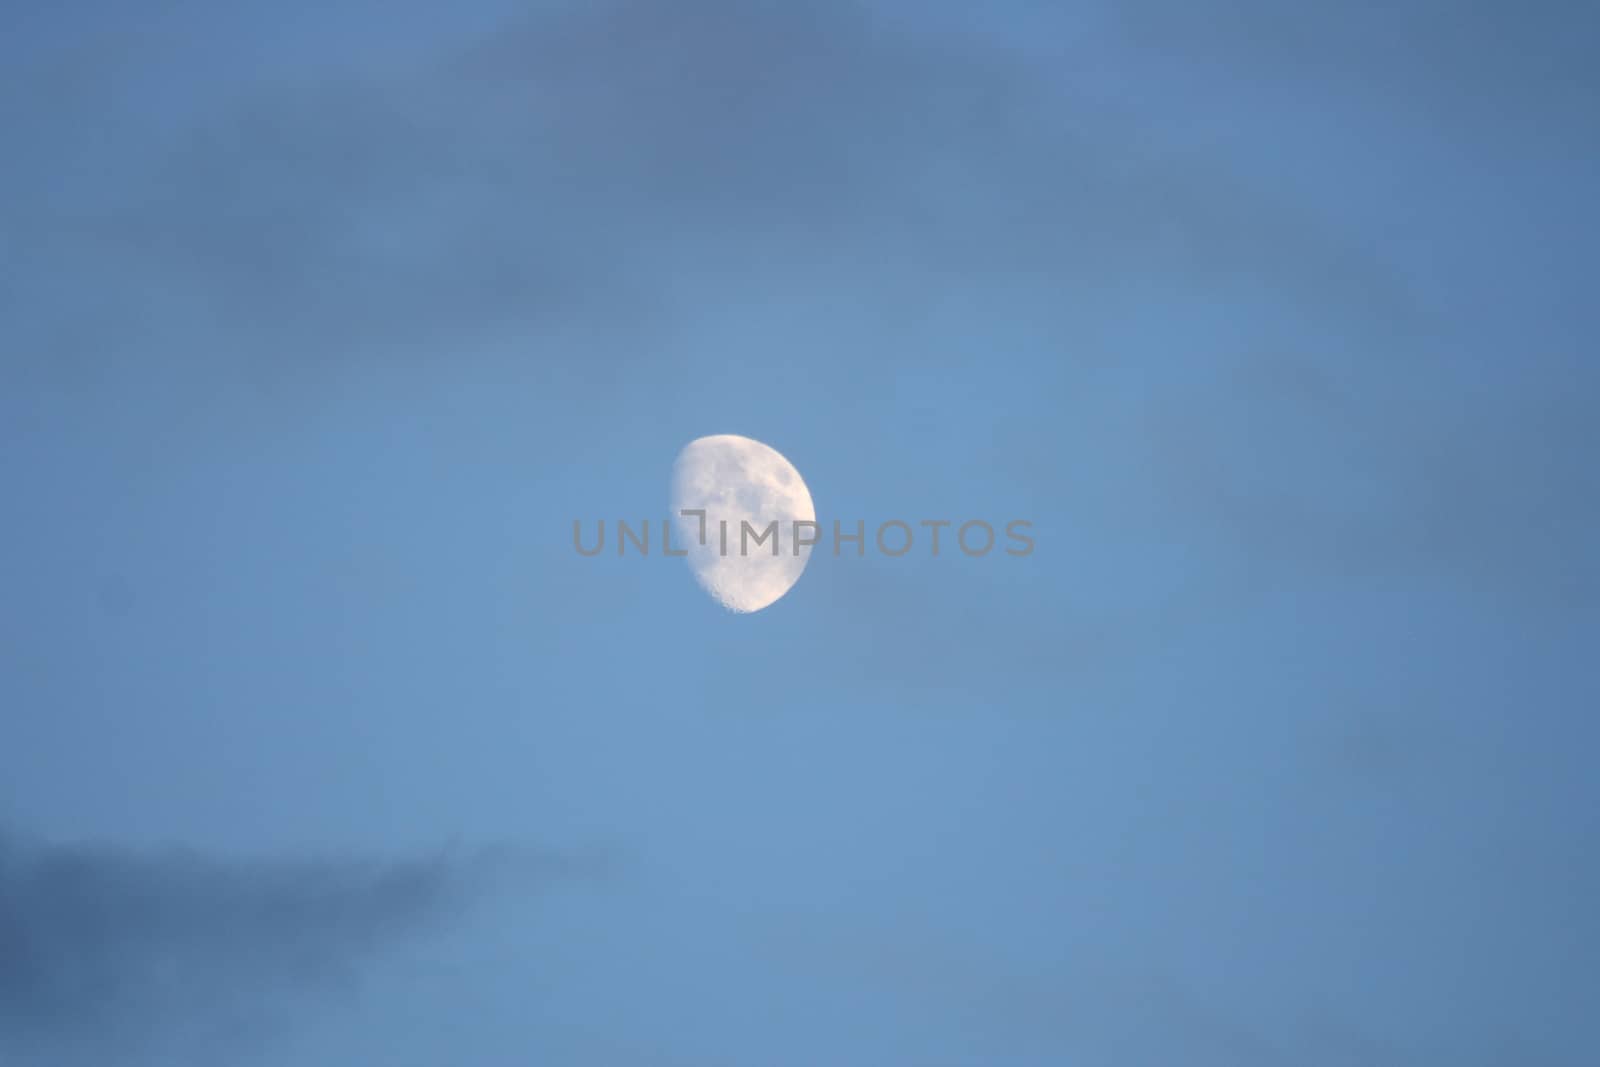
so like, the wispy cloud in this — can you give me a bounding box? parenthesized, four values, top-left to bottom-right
(0, 828, 543, 1064)
(3, 0, 1423, 388)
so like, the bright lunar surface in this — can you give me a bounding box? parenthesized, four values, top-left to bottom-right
(671, 434, 816, 613)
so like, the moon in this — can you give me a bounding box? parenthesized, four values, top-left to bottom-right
(671, 434, 816, 613)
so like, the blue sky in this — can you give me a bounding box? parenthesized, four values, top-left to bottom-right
(2, 1, 1597, 1063)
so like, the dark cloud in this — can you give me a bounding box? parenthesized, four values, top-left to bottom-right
(0, 828, 539, 1064)
(2, 0, 1424, 390)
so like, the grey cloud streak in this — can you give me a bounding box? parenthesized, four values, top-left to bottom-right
(0, 827, 534, 1064)
(4, 0, 1420, 386)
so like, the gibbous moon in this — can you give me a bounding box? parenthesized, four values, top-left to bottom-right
(671, 434, 815, 613)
